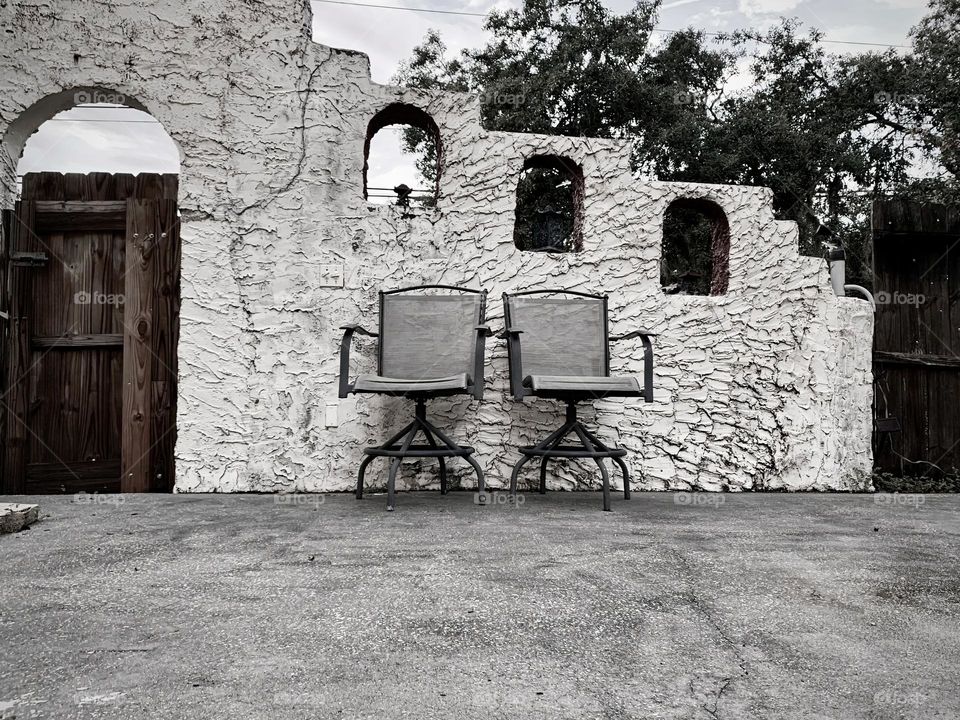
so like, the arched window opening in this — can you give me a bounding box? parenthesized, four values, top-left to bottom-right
(513, 155, 584, 253)
(661, 198, 730, 295)
(363, 103, 441, 208)
(13, 94, 179, 195)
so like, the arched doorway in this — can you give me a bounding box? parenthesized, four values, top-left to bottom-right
(1, 89, 181, 494)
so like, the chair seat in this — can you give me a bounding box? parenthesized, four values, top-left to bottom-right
(353, 373, 470, 395)
(523, 374, 642, 397)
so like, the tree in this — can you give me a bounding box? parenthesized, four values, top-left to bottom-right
(392, 31, 470, 185)
(394, 0, 959, 286)
(908, 0, 960, 190)
(393, 0, 729, 177)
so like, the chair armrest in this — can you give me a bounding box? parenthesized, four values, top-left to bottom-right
(339, 324, 378, 398)
(609, 329, 657, 341)
(499, 328, 527, 400)
(339, 323, 379, 337)
(471, 325, 494, 400)
(610, 330, 656, 403)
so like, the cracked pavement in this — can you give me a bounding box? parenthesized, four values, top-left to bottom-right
(1, 492, 958, 719)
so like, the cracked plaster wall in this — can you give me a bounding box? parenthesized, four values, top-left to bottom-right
(0, 0, 874, 493)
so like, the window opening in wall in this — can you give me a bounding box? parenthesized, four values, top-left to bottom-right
(660, 198, 730, 295)
(363, 103, 440, 208)
(513, 155, 584, 253)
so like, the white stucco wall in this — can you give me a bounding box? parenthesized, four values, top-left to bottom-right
(0, 0, 874, 493)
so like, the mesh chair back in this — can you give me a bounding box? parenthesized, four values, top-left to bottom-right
(379, 289, 484, 380)
(505, 293, 609, 377)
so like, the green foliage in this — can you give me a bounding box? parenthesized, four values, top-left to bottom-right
(513, 167, 576, 251)
(660, 207, 714, 295)
(872, 470, 960, 493)
(393, 0, 959, 285)
(393, 30, 470, 185)
(911, 0, 960, 178)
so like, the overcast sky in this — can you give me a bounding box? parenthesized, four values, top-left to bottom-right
(17, 0, 931, 196)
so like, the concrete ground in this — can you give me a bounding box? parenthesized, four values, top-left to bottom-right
(1, 492, 959, 720)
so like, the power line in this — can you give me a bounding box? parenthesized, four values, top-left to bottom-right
(316, 0, 487, 16)
(42, 105, 162, 124)
(310, 0, 912, 49)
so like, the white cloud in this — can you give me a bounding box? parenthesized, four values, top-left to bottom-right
(17, 106, 179, 179)
(311, 0, 502, 84)
(662, 0, 709, 9)
(823, 22, 915, 53)
(872, 0, 928, 7)
(737, 0, 806, 16)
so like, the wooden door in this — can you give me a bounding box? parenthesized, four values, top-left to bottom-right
(873, 200, 960, 475)
(1, 173, 180, 494)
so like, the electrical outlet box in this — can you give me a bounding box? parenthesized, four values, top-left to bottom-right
(318, 263, 344, 288)
(325, 401, 339, 428)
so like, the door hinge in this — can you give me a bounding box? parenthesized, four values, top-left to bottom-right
(10, 251, 49, 267)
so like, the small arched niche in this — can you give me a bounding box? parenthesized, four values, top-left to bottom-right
(513, 155, 584, 253)
(660, 197, 730, 295)
(363, 103, 441, 207)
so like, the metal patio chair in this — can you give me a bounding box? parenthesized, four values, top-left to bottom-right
(502, 289, 656, 511)
(339, 285, 491, 511)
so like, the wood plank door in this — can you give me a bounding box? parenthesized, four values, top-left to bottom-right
(872, 200, 960, 475)
(1, 172, 180, 494)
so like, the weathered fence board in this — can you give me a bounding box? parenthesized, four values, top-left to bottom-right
(1, 172, 179, 494)
(873, 199, 960, 475)
(121, 199, 156, 493)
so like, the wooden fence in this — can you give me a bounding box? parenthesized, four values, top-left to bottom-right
(1, 172, 180, 494)
(873, 199, 960, 475)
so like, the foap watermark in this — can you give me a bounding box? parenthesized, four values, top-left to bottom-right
(74, 90, 126, 105)
(874, 493, 925, 509)
(873, 688, 925, 707)
(873, 91, 920, 106)
(875, 290, 925, 307)
(481, 90, 526, 108)
(474, 491, 525, 507)
(72, 491, 125, 507)
(274, 493, 325, 509)
(74, 291, 125, 306)
(674, 491, 725, 508)
(673, 90, 696, 106)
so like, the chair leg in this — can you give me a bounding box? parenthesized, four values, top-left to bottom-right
(357, 419, 416, 500)
(573, 424, 611, 512)
(357, 454, 374, 499)
(510, 455, 534, 497)
(536, 421, 576, 451)
(613, 456, 631, 500)
(597, 459, 611, 512)
(536, 422, 574, 495)
(419, 424, 448, 495)
(464, 453, 486, 503)
(387, 424, 418, 512)
(582, 424, 630, 501)
(422, 420, 464, 452)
